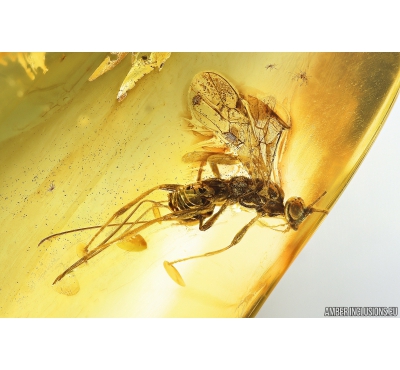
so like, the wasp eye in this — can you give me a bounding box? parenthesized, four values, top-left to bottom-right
(285, 197, 307, 229)
(289, 202, 303, 220)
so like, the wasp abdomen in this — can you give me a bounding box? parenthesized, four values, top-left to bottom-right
(168, 179, 229, 213)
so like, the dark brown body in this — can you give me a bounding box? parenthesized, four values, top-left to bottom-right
(166, 176, 285, 224)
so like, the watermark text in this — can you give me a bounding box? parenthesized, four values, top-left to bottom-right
(324, 307, 398, 317)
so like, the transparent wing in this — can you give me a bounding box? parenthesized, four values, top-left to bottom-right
(245, 95, 290, 186)
(188, 71, 290, 185)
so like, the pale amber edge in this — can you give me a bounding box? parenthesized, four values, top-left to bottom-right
(247, 80, 400, 318)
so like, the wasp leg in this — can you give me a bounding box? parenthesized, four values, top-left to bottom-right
(164, 214, 262, 286)
(52, 202, 168, 284)
(38, 223, 134, 246)
(257, 219, 290, 232)
(44, 200, 170, 282)
(198, 200, 231, 231)
(78, 184, 182, 256)
(182, 151, 218, 179)
(38, 201, 169, 247)
(206, 154, 240, 178)
(41, 199, 168, 250)
(53, 205, 216, 285)
(196, 160, 207, 182)
(86, 200, 170, 255)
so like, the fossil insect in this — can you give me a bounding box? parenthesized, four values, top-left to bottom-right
(292, 70, 309, 85)
(40, 71, 327, 287)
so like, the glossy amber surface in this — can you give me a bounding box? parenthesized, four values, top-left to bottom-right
(0, 53, 399, 317)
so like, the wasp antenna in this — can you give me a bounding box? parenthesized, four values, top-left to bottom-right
(310, 208, 329, 215)
(308, 190, 327, 208)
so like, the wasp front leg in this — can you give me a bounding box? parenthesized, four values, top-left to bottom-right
(257, 218, 291, 232)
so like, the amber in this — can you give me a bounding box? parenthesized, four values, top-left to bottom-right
(0, 53, 399, 317)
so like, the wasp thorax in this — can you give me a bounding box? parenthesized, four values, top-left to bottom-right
(267, 182, 285, 201)
(284, 197, 308, 230)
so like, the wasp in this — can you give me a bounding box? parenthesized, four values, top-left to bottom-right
(40, 71, 327, 287)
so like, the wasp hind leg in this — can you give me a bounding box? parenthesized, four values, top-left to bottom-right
(164, 214, 261, 286)
(198, 200, 231, 231)
(52, 204, 216, 285)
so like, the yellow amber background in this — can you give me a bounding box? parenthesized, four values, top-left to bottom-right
(0, 53, 399, 317)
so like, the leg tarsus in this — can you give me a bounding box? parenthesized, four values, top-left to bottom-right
(165, 213, 262, 286)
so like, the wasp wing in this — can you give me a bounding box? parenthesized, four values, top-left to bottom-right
(189, 72, 256, 174)
(188, 71, 290, 186)
(245, 95, 290, 186)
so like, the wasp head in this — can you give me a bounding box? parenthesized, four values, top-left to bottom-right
(284, 192, 328, 230)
